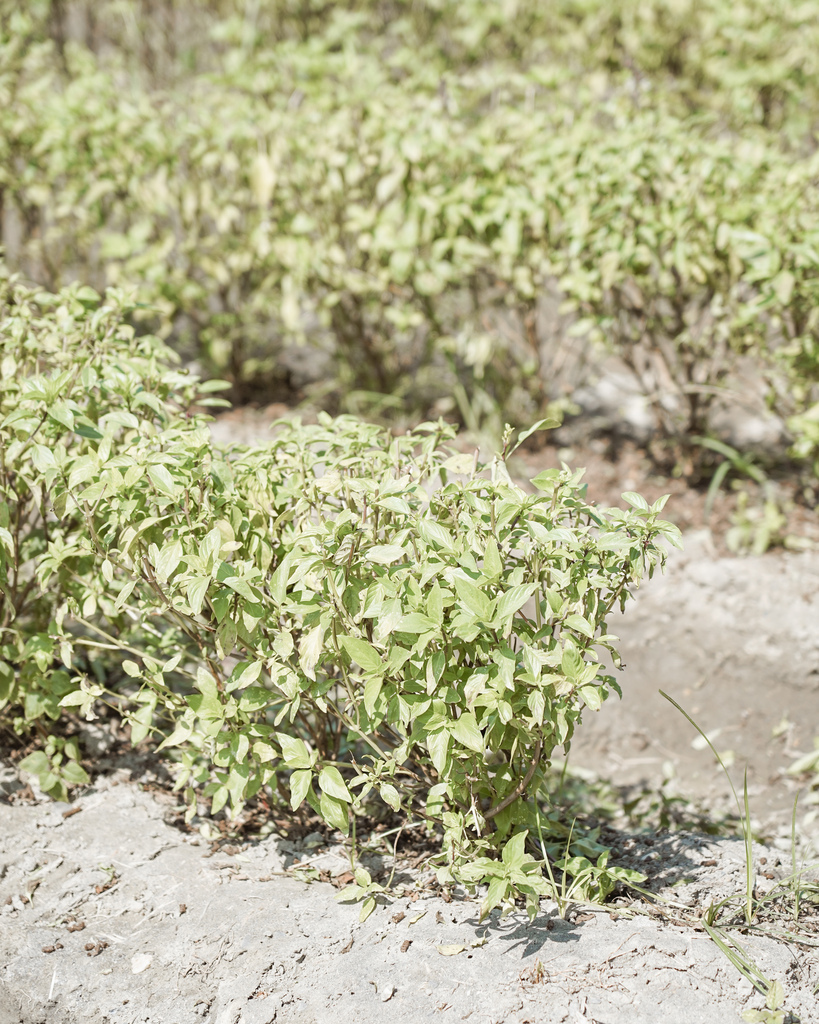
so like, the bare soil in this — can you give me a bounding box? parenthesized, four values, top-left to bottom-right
(1, 778, 818, 1024)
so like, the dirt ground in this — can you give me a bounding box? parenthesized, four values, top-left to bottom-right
(2, 405, 819, 1024)
(1, 771, 818, 1024)
(566, 531, 819, 836)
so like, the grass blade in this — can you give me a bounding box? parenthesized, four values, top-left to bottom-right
(660, 690, 756, 924)
(743, 769, 754, 925)
(791, 792, 800, 923)
(701, 921, 771, 998)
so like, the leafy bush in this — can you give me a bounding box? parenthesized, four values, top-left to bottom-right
(1, 274, 679, 914)
(6, 0, 819, 460)
(2, 10, 563, 424)
(20, 0, 819, 137)
(0, 264, 225, 795)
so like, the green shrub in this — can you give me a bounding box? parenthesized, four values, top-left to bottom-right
(7, 0, 819, 454)
(17, 0, 819, 138)
(0, 265, 226, 796)
(2, 11, 562, 424)
(1, 275, 679, 914)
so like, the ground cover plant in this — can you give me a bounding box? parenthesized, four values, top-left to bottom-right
(0, 269, 683, 917)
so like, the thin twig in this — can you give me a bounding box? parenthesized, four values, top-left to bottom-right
(484, 739, 542, 820)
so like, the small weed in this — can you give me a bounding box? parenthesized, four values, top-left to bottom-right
(726, 485, 790, 556)
(693, 436, 768, 519)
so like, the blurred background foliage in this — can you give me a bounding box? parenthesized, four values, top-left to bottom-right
(4, 0, 819, 468)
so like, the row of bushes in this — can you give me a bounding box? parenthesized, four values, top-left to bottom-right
(4, 1, 819, 462)
(23, 0, 819, 140)
(0, 269, 672, 911)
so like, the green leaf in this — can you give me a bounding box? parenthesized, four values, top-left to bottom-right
(396, 612, 436, 633)
(773, 271, 795, 304)
(340, 636, 383, 674)
(239, 686, 270, 712)
(148, 464, 177, 495)
(74, 422, 103, 440)
(509, 417, 560, 455)
(502, 831, 528, 867)
(299, 624, 325, 680)
(270, 551, 294, 606)
(67, 456, 97, 490)
(376, 496, 411, 515)
(115, 579, 137, 611)
(561, 646, 585, 681)
(129, 703, 154, 745)
(366, 544, 407, 565)
(155, 718, 194, 751)
(621, 491, 649, 511)
(449, 712, 484, 753)
(211, 786, 229, 815)
(77, 481, 107, 503)
(425, 583, 444, 625)
(225, 576, 261, 601)
(441, 453, 476, 475)
(61, 761, 90, 786)
(564, 613, 594, 638)
(379, 783, 401, 811)
(19, 751, 50, 775)
(319, 791, 350, 834)
(48, 401, 74, 431)
(480, 875, 510, 920)
(483, 537, 503, 579)
(31, 444, 57, 472)
(359, 896, 377, 922)
(186, 576, 210, 615)
(597, 532, 633, 555)
(230, 661, 263, 689)
(363, 675, 384, 716)
(531, 469, 560, 491)
(354, 867, 372, 888)
(453, 577, 492, 621)
(289, 769, 312, 810)
(154, 539, 183, 582)
(578, 685, 603, 711)
(418, 520, 455, 552)
(226, 762, 249, 808)
(427, 730, 450, 775)
(75, 285, 100, 304)
(319, 766, 352, 802)
(766, 979, 784, 1012)
(494, 584, 537, 623)
(277, 733, 314, 770)
(58, 691, 91, 708)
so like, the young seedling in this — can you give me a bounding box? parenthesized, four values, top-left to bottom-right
(536, 808, 577, 919)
